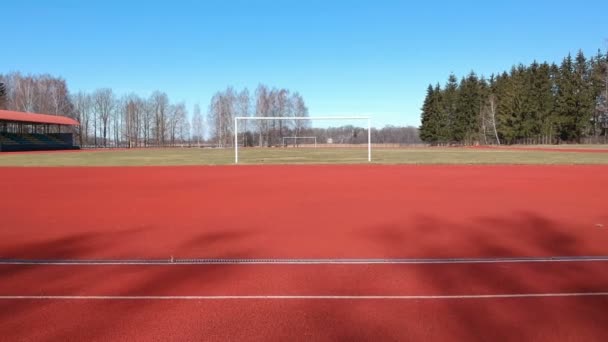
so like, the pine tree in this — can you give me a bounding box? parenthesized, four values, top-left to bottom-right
(572, 50, 594, 140)
(420, 47, 607, 144)
(443, 74, 459, 143)
(590, 49, 608, 138)
(419, 85, 437, 143)
(555, 54, 577, 141)
(495, 70, 519, 144)
(432, 84, 450, 143)
(453, 72, 482, 144)
(420, 84, 448, 144)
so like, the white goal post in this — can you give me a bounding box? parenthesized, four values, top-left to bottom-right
(234, 116, 371, 164)
(282, 136, 317, 148)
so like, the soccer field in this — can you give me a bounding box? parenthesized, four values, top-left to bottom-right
(1, 146, 608, 166)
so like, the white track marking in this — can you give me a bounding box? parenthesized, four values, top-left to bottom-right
(1, 256, 608, 265)
(1, 293, 608, 300)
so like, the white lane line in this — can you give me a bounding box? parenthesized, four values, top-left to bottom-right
(2, 256, 608, 265)
(1, 293, 608, 300)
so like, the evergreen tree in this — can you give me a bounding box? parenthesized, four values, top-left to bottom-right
(419, 85, 437, 143)
(420, 84, 448, 144)
(433, 83, 449, 143)
(453, 72, 482, 144)
(590, 50, 608, 137)
(572, 50, 594, 139)
(555, 54, 578, 141)
(420, 47, 607, 144)
(556, 51, 593, 142)
(539, 63, 558, 143)
(495, 69, 521, 144)
(443, 74, 459, 143)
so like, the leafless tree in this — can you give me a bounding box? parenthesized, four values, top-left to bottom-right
(93, 88, 115, 147)
(207, 87, 236, 147)
(167, 102, 188, 145)
(236, 89, 250, 146)
(0, 81, 6, 110)
(71, 92, 92, 146)
(290, 92, 309, 145)
(191, 103, 204, 146)
(12, 73, 37, 112)
(255, 84, 270, 146)
(150, 91, 169, 145)
(121, 94, 144, 148)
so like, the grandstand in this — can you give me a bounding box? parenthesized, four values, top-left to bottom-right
(0, 110, 80, 152)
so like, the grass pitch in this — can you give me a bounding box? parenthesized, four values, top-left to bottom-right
(1, 146, 608, 166)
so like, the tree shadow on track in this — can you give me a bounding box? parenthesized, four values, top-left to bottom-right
(2, 212, 608, 341)
(0, 228, 255, 341)
(308, 211, 608, 341)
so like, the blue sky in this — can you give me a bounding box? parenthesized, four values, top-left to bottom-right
(1, 0, 607, 127)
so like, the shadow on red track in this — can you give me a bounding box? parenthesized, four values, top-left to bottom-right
(1, 212, 607, 340)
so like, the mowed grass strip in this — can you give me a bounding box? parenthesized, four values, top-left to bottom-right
(1, 147, 608, 166)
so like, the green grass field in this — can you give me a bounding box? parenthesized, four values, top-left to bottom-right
(1, 147, 608, 166)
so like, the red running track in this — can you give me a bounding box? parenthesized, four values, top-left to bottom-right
(1, 165, 608, 340)
(1, 261, 608, 341)
(1, 165, 608, 259)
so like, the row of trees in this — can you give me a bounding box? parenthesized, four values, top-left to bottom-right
(208, 85, 310, 147)
(0, 72, 191, 147)
(208, 85, 421, 146)
(0, 82, 6, 109)
(1, 72, 421, 147)
(0, 73, 72, 116)
(419, 49, 608, 145)
(71, 89, 191, 147)
(310, 125, 420, 145)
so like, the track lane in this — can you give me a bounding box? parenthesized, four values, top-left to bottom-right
(2, 297, 608, 341)
(2, 166, 608, 260)
(2, 262, 608, 297)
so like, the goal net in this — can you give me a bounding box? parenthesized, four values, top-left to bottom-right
(282, 136, 317, 148)
(234, 116, 371, 163)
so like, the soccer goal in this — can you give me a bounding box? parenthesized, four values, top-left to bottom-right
(282, 136, 317, 148)
(234, 116, 371, 164)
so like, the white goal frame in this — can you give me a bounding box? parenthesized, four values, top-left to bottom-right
(234, 116, 371, 164)
(282, 136, 317, 148)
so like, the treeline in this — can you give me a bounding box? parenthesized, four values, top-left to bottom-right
(1, 71, 420, 147)
(0, 73, 72, 115)
(310, 125, 420, 145)
(0, 72, 191, 147)
(419, 49, 608, 145)
(208, 84, 309, 147)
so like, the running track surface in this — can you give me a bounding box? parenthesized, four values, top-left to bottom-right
(1, 165, 608, 340)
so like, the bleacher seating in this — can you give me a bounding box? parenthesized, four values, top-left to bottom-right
(0, 132, 80, 152)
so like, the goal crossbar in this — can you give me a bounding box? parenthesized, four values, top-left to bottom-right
(234, 116, 371, 163)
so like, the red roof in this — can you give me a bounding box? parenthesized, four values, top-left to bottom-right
(0, 110, 79, 126)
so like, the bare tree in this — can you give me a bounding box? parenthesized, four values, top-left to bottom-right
(122, 94, 144, 148)
(150, 91, 169, 145)
(13, 73, 37, 112)
(290, 92, 309, 145)
(191, 103, 204, 146)
(72, 92, 92, 146)
(142, 98, 154, 147)
(167, 102, 187, 145)
(207, 87, 236, 147)
(93, 88, 115, 147)
(255, 84, 270, 146)
(0, 81, 6, 110)
(236, 88, 250, 146)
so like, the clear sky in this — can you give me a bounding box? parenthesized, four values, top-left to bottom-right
(1, 0, 607, 127)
